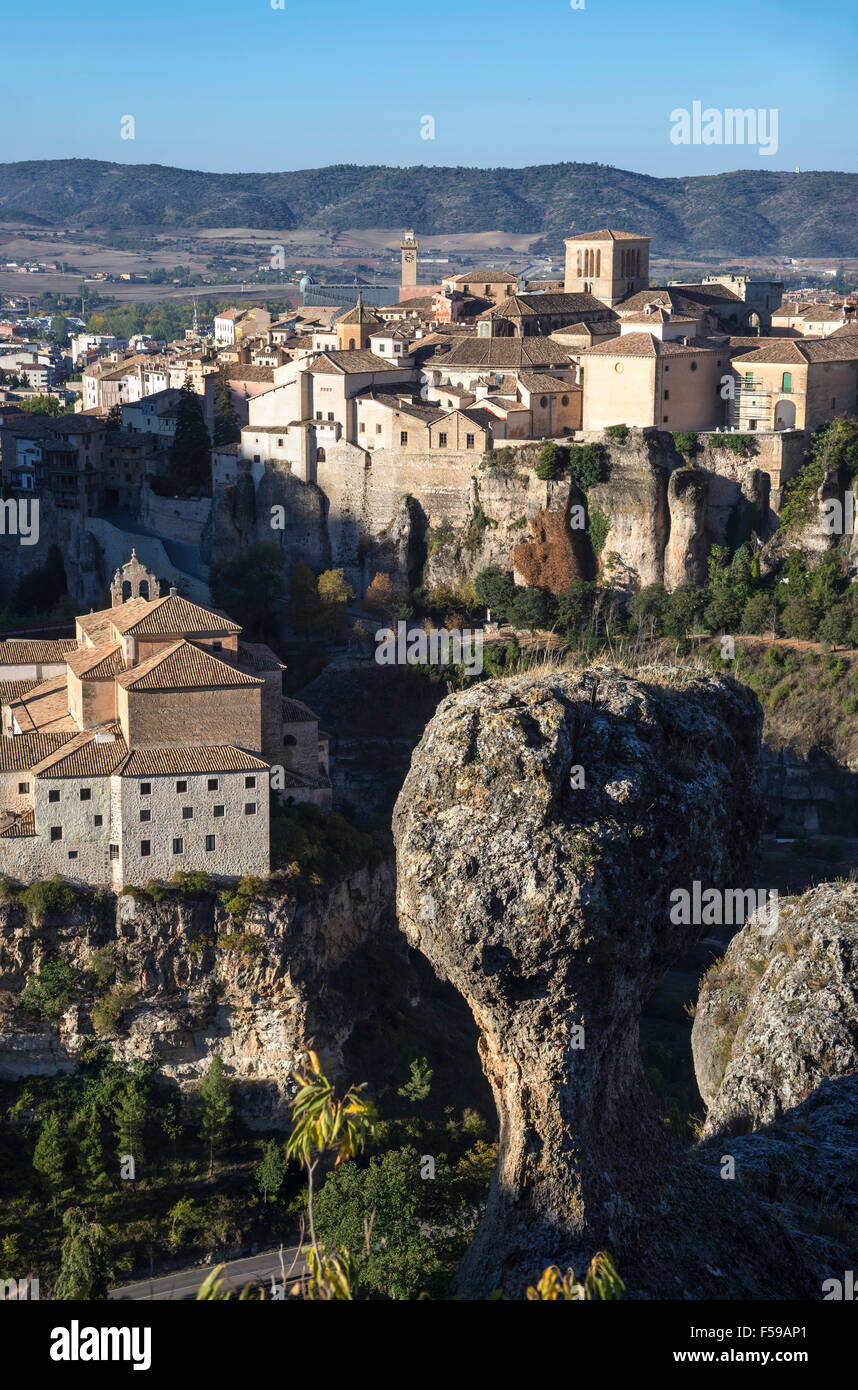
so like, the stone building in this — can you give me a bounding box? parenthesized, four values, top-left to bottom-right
(0, 554, 330, 888)
(564, 229, 650, 305)
(728, 337, 858, 432)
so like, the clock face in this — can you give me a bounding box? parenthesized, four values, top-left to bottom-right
(404, 252, 415, 263)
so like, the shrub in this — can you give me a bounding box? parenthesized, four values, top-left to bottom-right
(672, 432, 699, 459)
(741, 592, 774, 635)
(568, 443, 605, 490)
(91, 982, 137, 1036)
(18, 875, 77, 925)
(716, 434, 756, 458)
(534, 441, 567, 481)
(605, 424, 629, 443)
(170, 870, 213, 898)
(587, 507, 610, 557)
(475, 566, 517, 619)
(506, 587, 556, 631)
(17, 954, 77, 1019)
(780, 596, 821, 640)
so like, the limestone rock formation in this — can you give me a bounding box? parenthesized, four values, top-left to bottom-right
(0, 863, 411, 1126)
(693, 881, 858, 1139)
(663, 467, 709, 588)
(394, 665, 817, 1298)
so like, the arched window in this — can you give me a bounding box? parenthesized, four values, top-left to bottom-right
(316, 446, 326, 462)
(540, 396, 548, 408)
(283, 734, 297, 746)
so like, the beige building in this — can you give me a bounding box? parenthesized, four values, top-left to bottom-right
(0, 554, 330, 887)
(579, 332, 726, 432)
(729, 337, 858, 432)
(564, 229, 650, 306)
(439, 269, 518, 304)
(401, 230, 419, 287)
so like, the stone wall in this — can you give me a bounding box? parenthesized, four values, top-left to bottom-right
(139, 485, 211, 547)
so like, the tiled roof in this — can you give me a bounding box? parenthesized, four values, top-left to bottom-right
(307, 350, 406, 374)
(118, 640, 263, 692)
(6, 676, 75, 733)
(114, 594, 241, 637)
(32, 726, 129, 779)
(0, 731, 76, 771)
(337, 301, 382, 326)
(0, 680, 38, 706)
(564, 228, 646, 242)
(0, 808, 35, 838)
(581, 332, 717, 358)
(447, 270, 518, 284)
(433, 339, 572, 368)
(0, 638, 75, 665)
(66, 642, 124, 680)
(731, 337, 858, 366)
(237, 642, 285, 672)
(668, 283, 744, 306)
(78, 599, 150, 645)
(516, 372, 579, 393)
(480, 292, 610, 320)
(119, 746, 269, 777)
(282, 697, 318, 723)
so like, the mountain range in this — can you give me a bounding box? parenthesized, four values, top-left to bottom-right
(1, 159, 856, 258)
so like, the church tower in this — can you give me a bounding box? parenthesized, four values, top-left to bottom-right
(400, 230, 419, 287)
(564, 229, 650, 306)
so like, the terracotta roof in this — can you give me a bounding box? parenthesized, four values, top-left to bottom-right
(565, 228, 646, 242)
(66, 642, 123, 680)
(480, 292, 610, 320)
(0, 731, 76, 771)
(113, 594, 241, 637)
(668, 283, 744, 306)
(237, 641, 285, 672)
(307, 350, 407, 374)
(0, 679, 38, 705)
(621, 309, 697, 325)
(516, 372, 579, 393)
(282, 697, 318, 723)
(829, 322, 858, 338)
(337, 301, 382, 327)
(0, 808, 35, 838)
(447, 270, 518, 284)
(119, 745, 269, 777)
(581, 332, 717, 358)
(78, 598, 150, 645)
(32, 726, 129, 779)
(117, 640, 262, 692)
(6, 675, 75, 733)
(731, 338, 858, 366)
(433, 339, 572, 368)
(0, 638, 75, 666)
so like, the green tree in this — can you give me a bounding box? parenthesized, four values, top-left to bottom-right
(167, 380, 211, 495)
(780, 596, 820, 640)
(114, 1080, 146, 1177)
(105, 403, 122, 431)
(703, 585, 740, 634)
(567, 443, 605, 490)
(741, 591, 775, 635)
(213, 365, 240, 447)
(535, 441, 567, 481)
(398, 1057, 433, 1104)
(506, 587, 555, 631)
(33, 1111, 67, 1216)
(556, 580, 596, 633)
(55, 1207, 112, 1300)
(209, 543, 286, 642)
(664, 582, 701, 638)
(818, 604, 851, 650)
(627, 582, 668, 636)
(255, 1139, 287, 1204)
(317, 568, 354, 637)
(474, 566, 517, 620)
(199, 1055, 233, 1177)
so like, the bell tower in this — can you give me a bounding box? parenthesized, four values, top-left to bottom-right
(400, 229, 419, 287)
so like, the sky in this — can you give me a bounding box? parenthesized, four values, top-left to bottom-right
(4, 0, 856, 176)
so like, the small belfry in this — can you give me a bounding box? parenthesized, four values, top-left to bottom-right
(110, 549, 158, 607)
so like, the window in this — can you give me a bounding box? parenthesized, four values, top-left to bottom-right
(140, 840, 151, 857)
(315, 410, 322, 420)
(376, 424, 382, 434)
(68, 851, 78, 860)
(277, 438, 283, 447)
(359, 421, 365, 432)
(400, 431, 408, 445)
(212, 641, 222, 651)
(140, 782, 151, 796)
(207, 778, 219, 791)
(327, 411, 334, 421)
(832, 397, 837, 409)
(540, 396, 548, 408)
(245, 776, 256, 789)
(140, 808, 151, 823)
(172, 838, 183, 855)
(94, 814, 103, 827)
(176, 780, 187, 793)
(17, 782, 28, 794)
(780, 372, 793, 391)
(284, 734, 296, 746)
(80, 788, 91, 801)
(205, 835, 216, 852)
(438, 432, 447, 447)
(50, 826, 62, 842)
(182, 806, 193, 820)
(561, 395, 569, 406)
(244, 803, 257, 815)
(214, 805, 225, 818)
(48, 789, 60, 803)
(663, 416, 669, 423)
(690, 361, 698, 372)
(664, 390, 670, 401)
(466, 434, 475, 449)
(109, 844, 120, 861)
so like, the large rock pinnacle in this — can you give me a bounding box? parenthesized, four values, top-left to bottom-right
(394, 666, 818, 1298)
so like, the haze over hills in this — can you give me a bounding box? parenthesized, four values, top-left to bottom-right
(1, 158, 857, 258)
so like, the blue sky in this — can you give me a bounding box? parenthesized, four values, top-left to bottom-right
(5, 0, 856, 174)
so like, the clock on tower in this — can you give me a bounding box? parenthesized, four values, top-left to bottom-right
(400, 230, 419, 287)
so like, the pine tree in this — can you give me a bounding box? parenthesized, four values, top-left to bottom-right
(114, 1082, 146, 1179)
(55, 1207, 112, 1301)
(33, 1111, 67, 1217)
(213, 366, 240, 446)
(168, 379, 211, 496)
(199, 1055, 233, 1177)
(255, 1139, 287, 1204)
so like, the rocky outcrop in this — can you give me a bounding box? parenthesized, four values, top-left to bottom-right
(394, 665, 818, 1298)
(0, 863, 413, 1126)
(693, 881, 858, 1139)
(663, 467, 709, 589)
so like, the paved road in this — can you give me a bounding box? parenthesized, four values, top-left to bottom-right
(109, 1245, 306, 1301)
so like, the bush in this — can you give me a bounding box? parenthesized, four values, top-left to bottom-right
(506, 587, 556, 631)
(672, 432, 699, 459)
(534, 441, 567, 481)
(703, 586, 741, 634)
(91, 983, 137, 1036)
(605, 424, 629, 443)
(17, 954, 77, 1020)
(18, 876, 77, 925)
(716, 434, 756, 458)
(475, 566, 517, 619)
(568, 443, 605, 491)
(780, 596, 821, 640)
(741, 592, 774, 635)
(587, 507, 610, 557)
(170, 871, 213, 898)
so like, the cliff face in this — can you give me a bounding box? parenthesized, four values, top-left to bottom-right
(393, 665, 819, 1298)
(0, 862, 413, 1127)
(693, 881, 858, 1138)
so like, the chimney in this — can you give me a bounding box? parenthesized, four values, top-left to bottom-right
(169, 586, 177, 596)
